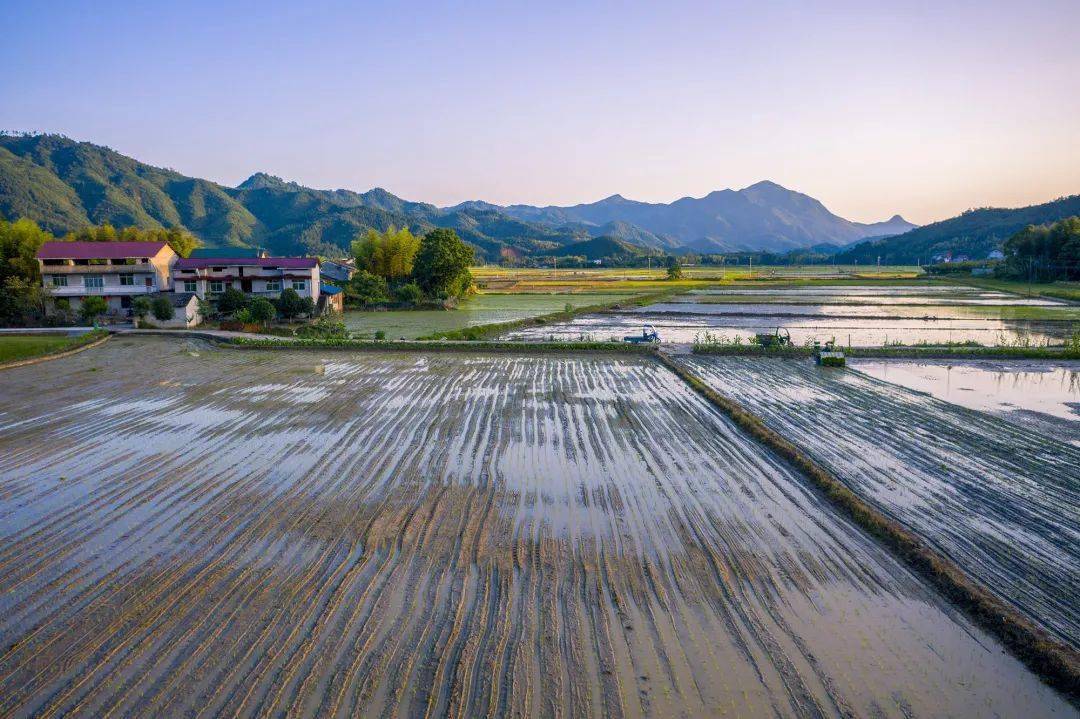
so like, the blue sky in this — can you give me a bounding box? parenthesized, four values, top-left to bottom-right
(3, 0, 1078, 223)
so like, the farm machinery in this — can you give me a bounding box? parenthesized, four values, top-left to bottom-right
(814, 338, 846, 367)
(754, 327, 791, 348)
(623, 325, 661, 344)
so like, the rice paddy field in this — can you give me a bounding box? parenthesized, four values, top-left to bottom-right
(0, 332, 87, 364)
(0, 336, 1073, 717)
(679, 355, 1080, 649)
(506, 284, 1080, 346)
(342, 292, 632, 338)
(851, 359, 1080, 446)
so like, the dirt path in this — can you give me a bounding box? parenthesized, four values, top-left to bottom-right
(0, 336, 1071, 717)
(680, 355, 1080, 651)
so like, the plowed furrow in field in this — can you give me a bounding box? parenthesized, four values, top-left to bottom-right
(681, 355, 1080, 649)
(0, 337, 1071, 717)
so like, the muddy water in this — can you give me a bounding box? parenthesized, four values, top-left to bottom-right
(852, 359, 1080, 446)
(509, 312, 1075, 347)
(682, 355, 1080, 651)
(0, 337, 1072, 717)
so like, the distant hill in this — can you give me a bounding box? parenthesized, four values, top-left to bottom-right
(552, 236, 653, 262)
(493, 181, 917, 252)
(1, 133, 919, 260)
(833, 195, 1080, 264)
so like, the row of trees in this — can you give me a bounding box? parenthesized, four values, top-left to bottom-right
(346, 227, 474, 307)
(1002, 217, 1080, 281)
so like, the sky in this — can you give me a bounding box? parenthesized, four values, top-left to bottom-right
(2, 0, 1078, 225)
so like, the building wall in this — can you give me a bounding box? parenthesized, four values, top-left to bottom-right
(173, 264, 320, 303)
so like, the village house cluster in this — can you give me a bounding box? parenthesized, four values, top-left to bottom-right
(34, 241, 345, 327)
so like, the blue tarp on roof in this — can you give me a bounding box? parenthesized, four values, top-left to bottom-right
(321, 284, 343, 295)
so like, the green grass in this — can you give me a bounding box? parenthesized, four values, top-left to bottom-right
(0, 330, 108, 364)
(950, 277, 1080, 303)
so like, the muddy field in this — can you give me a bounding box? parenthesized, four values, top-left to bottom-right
(0, 337, 1072, 716)
(681, 355, 1080, 650)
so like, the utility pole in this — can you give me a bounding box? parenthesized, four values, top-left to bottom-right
(749, 255, 752, 278)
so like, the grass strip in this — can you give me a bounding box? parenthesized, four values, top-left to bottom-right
(692, 344, 1080, 360)
(417, 289, 683, 341)
(656, 352, 1080, 702)
(0, 329, 110, 369)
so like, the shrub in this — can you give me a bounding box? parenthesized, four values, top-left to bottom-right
(347, 270, 390, 305)
(374, 330, 386, 341)
(233, 308, 254, 324)
(249, 297, 276, 324)
(276, 288, 306, 319)
(296, 316, 348, 339)
(79, 296, 108, 323)
(132, 296, 151, 319)
(395, 282, 423, 306)
(151, 296, 175, 322)
(217, 287, 249, 315)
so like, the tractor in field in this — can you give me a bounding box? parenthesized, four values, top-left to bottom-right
(814, 338, 846, 367)
(623, 325, 661, 344)
(754, 327, 791, 348)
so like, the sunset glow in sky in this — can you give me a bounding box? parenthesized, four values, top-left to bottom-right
(3, 0, 1078, 224)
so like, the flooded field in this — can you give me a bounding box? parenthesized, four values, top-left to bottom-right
(681, 355, 1080, 649)
(508, 312, 1075, 347)
(342, 292, 628, 338)
(506, 283, 1079, 346)
(852, 359, 1080, 446)
(0, 337, 1071, 716)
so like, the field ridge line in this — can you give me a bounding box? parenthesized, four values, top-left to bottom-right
(654, 352, 1080, 704)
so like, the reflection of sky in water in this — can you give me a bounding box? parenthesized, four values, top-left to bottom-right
(632, 302, 1079, 317)
(509, 313, 1074, 347)
(852, 360, 1080, 428)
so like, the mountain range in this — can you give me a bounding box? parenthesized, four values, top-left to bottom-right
(0, 134, 922, 260)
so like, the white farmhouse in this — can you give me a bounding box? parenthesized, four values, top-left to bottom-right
(172, 256, 321, 304)
(36, 241, 178, 316)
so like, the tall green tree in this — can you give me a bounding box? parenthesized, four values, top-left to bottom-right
(412, 229, 474, 297)
(352, 226, 420, 281)
(0, 217, 51, 285)
(665, 255, 683, 280)
(1003, 216, 1080, 281)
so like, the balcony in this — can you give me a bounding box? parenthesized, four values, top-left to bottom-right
(49, 284, 158, 296)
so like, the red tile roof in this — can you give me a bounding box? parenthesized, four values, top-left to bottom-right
(36, 241, 170, 260)
(175, 257, 318, 270)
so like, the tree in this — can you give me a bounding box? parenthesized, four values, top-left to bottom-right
(64, 224, 201, 258)
(151, 296, 175, 322)
(276, 288, 306, 319)
(79, 296, 108, 324)
(347, 270, 390, 305)
(0, 217, 50, 286)
(352, 226, 420, 281)
(132, 296, 151, 319)
(412, 229, 474, 297)
(1003, 217, 1080, 281)
(249, 297, 276, 324)
(665, 255, 683, 280)
(216, 287, 249, 315)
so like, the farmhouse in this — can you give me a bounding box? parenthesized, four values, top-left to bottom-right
(172, 256, 321, 304)
(36, 241, 178, 316)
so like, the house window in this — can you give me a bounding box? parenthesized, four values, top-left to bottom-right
(209, 281, 225, 294)
(184, 281, 197, 293)
(119, 274, 135, 286)
(292, 280, 307, 292)
(265, 279, 281, 292)
(50, 275, 68, 287)
(84, 276, 104, 289)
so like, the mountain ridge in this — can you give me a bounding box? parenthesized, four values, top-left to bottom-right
(1, 132, 919, 260)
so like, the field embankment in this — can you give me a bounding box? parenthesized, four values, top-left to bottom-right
(0, 336, 1070, 716)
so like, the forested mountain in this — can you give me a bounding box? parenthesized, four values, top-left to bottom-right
(833, 195, 1080, 264)
(1, 133, 916, 260)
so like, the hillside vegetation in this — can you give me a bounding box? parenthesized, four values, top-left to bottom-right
(835, 195, 1080, 264)
(1, 133, 917, 261)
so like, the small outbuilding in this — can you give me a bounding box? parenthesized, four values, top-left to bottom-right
(146, 292, 203, 328)
(319, 284, 344, 314)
